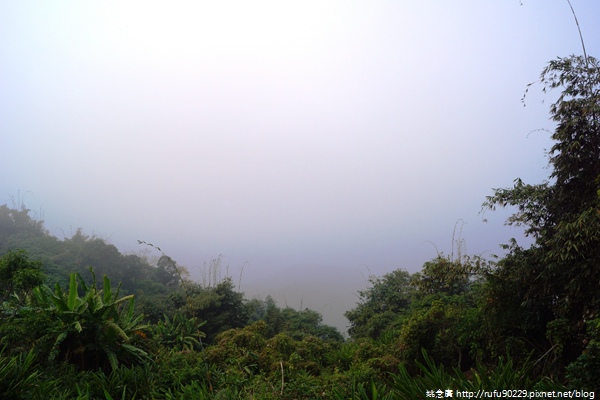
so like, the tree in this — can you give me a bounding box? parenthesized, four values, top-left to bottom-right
(154, 254, 181, 287)
(0, 205, 46, 250)
(279, 307, 344, 341)
(398, 293, 482, 370)
(183, 277, 247, 343)
(0, 250, 47, 354)
(0, 249, 44, 303)
(345, 269, 414, 339)
(245, 295, 286, 337)
(411, 255, 488, 297)
(483, 55, 600, 374)
(398, 254, 491, 369)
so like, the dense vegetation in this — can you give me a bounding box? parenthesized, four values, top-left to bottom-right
(1, 55, 599, 398)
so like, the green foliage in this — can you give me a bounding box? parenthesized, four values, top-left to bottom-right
(391, 350, 566, 400)
(479, 239, 550, 362)
(0, 249, 45, 303)
(345, 269, 413, 340)
(184, 278, 248, 343)
(31, 271, 149, 371)
(247, 295, 343, 342)
(0, 209, 165, 295)
(0, 249, 50, 353)
(398, 293, 482, 370)
(0, 348, 44, 399)
(134, 281, 177, 324)
(344, 255, 489, 372)
(161, 380, 214, 400)
(280, 307, 344, 342)
(0, 204, 46, 250)
(331, 380, 394, 400)
(152, 313, 206, 352)
(411, 254, 489, 297)
(565, 317, 600, 391)
(57, 231, 157, 293)
(483, 54, 600, 374)
(154, 254, 182, 287)
(153, 350, 212, 394)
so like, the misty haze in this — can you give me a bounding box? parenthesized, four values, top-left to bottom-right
(2, 0, 599, 397)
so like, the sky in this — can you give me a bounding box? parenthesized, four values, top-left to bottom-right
(2, 0, 600, 333)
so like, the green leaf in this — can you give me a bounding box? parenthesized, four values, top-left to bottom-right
(50, 284, 68, 312)
(103, 274, 112, 305)
(104, 319, 129, 341)
(104, 345, 119, 371)
(68, 273, 78, 311)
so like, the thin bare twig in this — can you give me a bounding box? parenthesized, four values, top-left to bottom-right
(565, 0, 588, 65)
(280, 361, 285, 395)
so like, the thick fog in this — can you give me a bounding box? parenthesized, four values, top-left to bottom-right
(2, 1, 599, 333)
